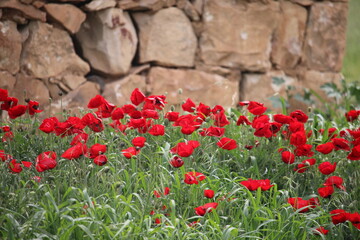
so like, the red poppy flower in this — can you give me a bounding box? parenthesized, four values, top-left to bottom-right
(55, 117, 85, 137)
(330, 209, 348, 225)
(330, 138, 350, 151)
(317, 186, 334, 198)
(36, 151, 57, 172)
(2, 131, 14, 142)
(148, 124, 165, 136)
(347, 212, 360, 229)
(212, 111, 230, 127)
(26, 100, 43, 115)
(130, 88, 146, 106)
(289, 121, 304, 133)
(132, 136, 146, 148)
(273, 114, 293, 124)
(169, 156, 184, 168)
(314, 227, 329, 235)
(194, 202, 218, 216)
(324, 176, 345, 190)
(199, 126, 225, 137)
(241, 101, 267, 115)
(217, 137, 237, 150)
(170, 141, 200, 157)
(196, 103, 211, 117)
(144, 95, 167, 110)
(39, 117, 59, 134)
(318, 161, 337, 175)
(281, 151, 295, 164)
(290, 131, 307, 147)
(8, 159, 23, 173)
(204, 189, 215, 198)
(287, 197, 311, 213)
(82, 113, 104, 132)
(87, 95, 105, 108)
(111, 107, 124, 120)
(0, 88, 8, 101)
(345, 110, 359, 122)
(294, 158, 316, 173)
(347, 145, 360, 161)
(236, 115, 251, 126)
(316, 142, 335, 154)
(8, 105, 27, 119)
(128, 118, 146, 129)
(240, 178, 274, 191)
(93, 155, 108, 166)
(0, 150, 12, 162)
(70, 133, 89, 146)
(184, 172, 206, 185)
(294, 144, 314, 157)
(88, 144, 107, 159)
(154, 187, 170, 198)
(165, 111, 179, 122)
(61, 143, 87, 160)
(121, 147, 139, 159)
(1, 96, 18, 110)
(182, 98, 196, 112)
(290, 110, 308, 123)
(142, 109, 159, 119)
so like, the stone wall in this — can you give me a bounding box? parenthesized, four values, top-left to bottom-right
(0, 0, 348, 115)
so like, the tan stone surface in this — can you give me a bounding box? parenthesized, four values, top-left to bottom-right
(241, 71, 299, 110)
(303, 2, 348, 72)
(148, 67, 239, 109)
(0, 71, 16, 90)
(20, 21, 90, 79)
(200, 0, 279, 72)
(301, 70, 344, 102)
(103, 74, 147, 107)
(84, 0, 116, 11)
(0, 20, 22, 74)
(76, 8, 137, 76)
(118, 0, 176, 11)
(10, 73, 50, 105)
(271, 1, 307, 70)
(47, 81, 101, 117)
(0, 0, 46, 22)
(133, 7, 197, 67)
(44, 3, 86, 34)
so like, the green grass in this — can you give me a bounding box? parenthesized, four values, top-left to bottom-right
(0, 90, 359, 239)
(343, 0, 360, 82)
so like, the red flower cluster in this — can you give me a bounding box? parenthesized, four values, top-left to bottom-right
(0, 88, 43, 119)
(287, 197, 319, 213)
(240, 178, 274, 191)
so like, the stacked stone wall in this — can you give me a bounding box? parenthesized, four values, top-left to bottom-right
(0, 0, 348, 115)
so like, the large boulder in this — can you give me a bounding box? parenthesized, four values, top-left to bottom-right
(303, 2, 348, 72)
(0, 20, 22, 74)
(44, 3, 86, 34)
(271, 1, 307, 71)
(133, 7, 197, 67)
(148, 67, 239, 109)
(200, 0, 279, 72)
(76, 8, 138, 76)
(20, 21, 90, 79)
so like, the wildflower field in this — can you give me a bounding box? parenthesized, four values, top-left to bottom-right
(0, 87, 359, 240)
